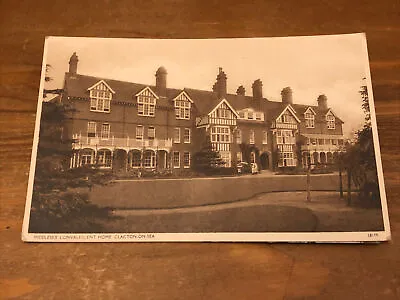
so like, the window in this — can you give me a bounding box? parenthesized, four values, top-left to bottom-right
(220, 151, 231, 167)
(183, 128, 191, 143)
(338, 139, 344, 145)
(87, 122, 96, 137)
(175, 99, 191, 119)
(174, 128, 180, 143)
(97, 150, 112, 168)
(101, 123, 110, 140)
(183, 152, 190, 168)
(248, 111, 254, 120)
(250, 152, 256, 163)
(81, 150, 94, 166)
(148, 126, 155, 140)
(173, 151, 180, 168)
(143, 151, 155, 168)
(90, 83, 112, 113)
(236, 151, 242, 162)
(136, 125, 143, 140)
(327, 114, 335, 129)
(249, 130, 255, 144)
(255, 112, 263, 121)
(281, 113, 295, 124)
(211, 126, 230, 143)
(214, 103, 233, 119)
(137, 89, 156, 117)
(262, 131, 268, 144)
(332, 139, 337, 145)
(305, 112, 315, 128)
(130, 151, 141, 167)
(280, 152, 295, 167)
(239, 111, 245, 119)
(236, 129, 242, 144)
(277, 130, 294, 144)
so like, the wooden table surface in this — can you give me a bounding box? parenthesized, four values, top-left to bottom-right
(0, 1, 399, 299)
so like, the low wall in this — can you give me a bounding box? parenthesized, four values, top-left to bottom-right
(89, 174, 348, 209)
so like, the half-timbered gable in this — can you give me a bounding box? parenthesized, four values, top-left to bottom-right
(135, 86, 159, 117)
(87, 80, 115, 113)
(173, 91, 193, 120)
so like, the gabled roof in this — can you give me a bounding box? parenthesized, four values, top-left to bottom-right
(304, 106, 316, 115)
(135, 86, 159, 99)
(172, 90, 194, 103)
(275, 104, 301, 123)
(64, 73, 344, 124)
(87, 79, 116, 94)
(208, 98, 240, 118)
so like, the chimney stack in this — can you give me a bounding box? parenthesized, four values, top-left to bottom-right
(317, 94, 328, 110)
(155, 66, 167, 98)
(281, 87, 293, 105)
(252, 79, 263, 100)
(69, 52, 78, 75)
(215, 67, 227, 98)
(236, 85, 245, 96)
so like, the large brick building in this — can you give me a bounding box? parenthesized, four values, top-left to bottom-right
(59, 52, 345, 173)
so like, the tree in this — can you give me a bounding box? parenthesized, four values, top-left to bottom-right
(192, 137, 226, 174)
(341, 84, 380, 206)
(29, 100, 116, 233)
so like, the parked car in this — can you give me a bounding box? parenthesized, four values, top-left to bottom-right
(237, 162, 252, 174)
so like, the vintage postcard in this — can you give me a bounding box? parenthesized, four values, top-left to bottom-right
(22, 34, 391, 242)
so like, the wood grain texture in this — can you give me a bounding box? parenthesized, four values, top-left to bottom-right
(0, 0, 399, 299)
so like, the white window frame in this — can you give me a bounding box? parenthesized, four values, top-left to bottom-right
(143, 151, 156, 168)
(305, 112, 315, 128)
(89, 83, 112, 113)
(97, 149, 112, 168)
(136, 125, 144, 140)
(148, 126, 155, 140)
(137, 93, 156, 117)
(101, 123, 110, 140)
(262, 131, 268, 144)
(327, 114, 335, 129)
(211, 126, 230, 143)
(175, 99, 191, 120)
(183, 128, 191, 144)
(174, 128, 181, 143)
(220, 151, 231, 167)
(130, 151, 141, 168)
(173, 151, 180, 168)
(183, 151, 191, 168)
(249, 130, 255, 144)
(87, 121, 97, 137)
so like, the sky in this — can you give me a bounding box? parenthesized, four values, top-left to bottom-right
(44, 34, 371, 137)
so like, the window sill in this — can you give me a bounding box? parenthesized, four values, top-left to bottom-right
(90, 110, 111, 113)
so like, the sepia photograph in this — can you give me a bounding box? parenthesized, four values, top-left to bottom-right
(22, 34, 390, 242)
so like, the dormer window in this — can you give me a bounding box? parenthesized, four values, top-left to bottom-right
(305, 112, 315, 128)
(175, 99, 191, 119)
(327, 114, 335, 129)
(89, 81, 114, 113)
(136, 87, 157, 117)
(173, 91, 193, 120)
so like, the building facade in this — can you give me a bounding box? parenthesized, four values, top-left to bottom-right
(59, 53, 345, 173)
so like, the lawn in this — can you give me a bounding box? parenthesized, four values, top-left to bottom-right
(100, 191, 384, 233)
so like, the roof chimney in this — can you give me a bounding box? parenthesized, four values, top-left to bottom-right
(215, 67, 227, 98)
(317, 94, 328, 110)
(155, 66, 167, 98)
(281, 87, 293, 105)
(252, 79, 263, 100)
(236, 85, 245, 96)
(69, 52, 78, 75)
